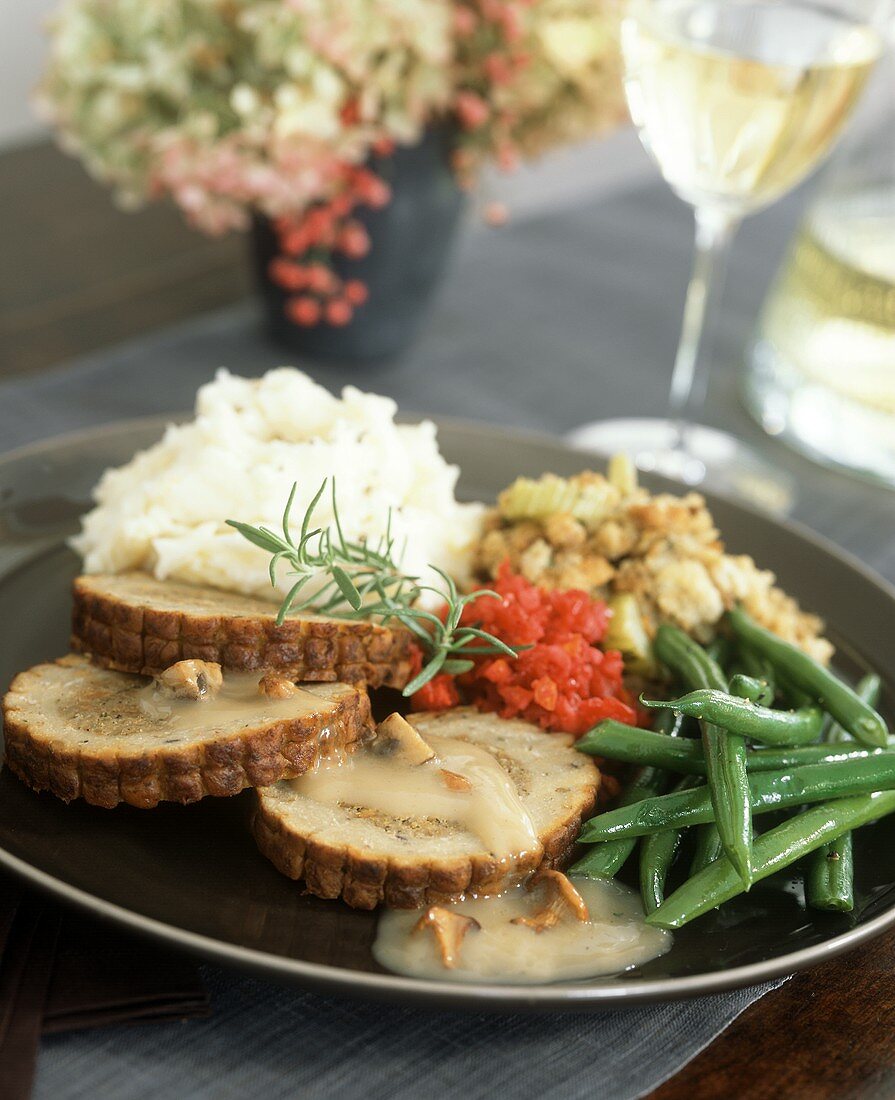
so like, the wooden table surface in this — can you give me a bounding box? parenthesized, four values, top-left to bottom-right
(2, 140, 893, 1100)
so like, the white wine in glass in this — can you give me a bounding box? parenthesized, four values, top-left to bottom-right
(570, 0, 883, 502)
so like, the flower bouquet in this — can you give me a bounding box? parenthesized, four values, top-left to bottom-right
(39, 0, 625, 358)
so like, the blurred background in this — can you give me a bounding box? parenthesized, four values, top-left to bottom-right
(0, 0, 654, 375)
(0, 1, 58, 146)
(0, 0, 891, 493)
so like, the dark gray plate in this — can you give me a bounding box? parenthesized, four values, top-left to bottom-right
(1, 416, 894, 1010)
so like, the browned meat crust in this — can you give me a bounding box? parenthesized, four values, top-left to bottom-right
(71, 573, 415, 688)
(251, 792, 592, 910)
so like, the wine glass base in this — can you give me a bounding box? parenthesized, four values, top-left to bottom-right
(565, 418, 795, 515)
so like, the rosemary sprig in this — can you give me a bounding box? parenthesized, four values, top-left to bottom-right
(226, 479, 518, 695)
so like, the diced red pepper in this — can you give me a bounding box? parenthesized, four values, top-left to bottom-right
(531, 676, 559, 711)
(411, 673, 460, 712)
(409, 563, 636, 737)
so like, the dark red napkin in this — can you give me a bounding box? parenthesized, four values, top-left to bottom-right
(0, 873, 210, 1100)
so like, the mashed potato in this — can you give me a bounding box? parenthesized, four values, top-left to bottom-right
(73, 369, 484, 604)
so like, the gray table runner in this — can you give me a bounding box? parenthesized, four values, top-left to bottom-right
(6, 179, 892, 1098)
(37, 970, 778, 1100)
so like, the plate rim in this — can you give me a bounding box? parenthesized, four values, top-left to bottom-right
(2, 412, 895, 1009)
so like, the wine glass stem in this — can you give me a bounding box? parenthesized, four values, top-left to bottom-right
(669, 206, 741, 449)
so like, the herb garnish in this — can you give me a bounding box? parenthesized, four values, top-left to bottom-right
(226, 479, 518, 695)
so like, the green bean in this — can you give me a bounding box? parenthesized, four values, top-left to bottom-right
(825, 672, 882, 744)
(736, 645, 776, 696)
(776, 671, 814, 711)
(654, 625, 753, 886)
(807, 672, 882, 912)
(647, 790, 895, 928)
(640, 689, 824, 745)
(706, 635, 735, 670)
(569, 765, 666, 879)
(806, 835, 854, 913)
(578, 752, 895, 841)
(729, 607, 888, 748)
(654, 624, 727, 693)
(750, 744, 891, 770)
(639, 775, 697, 913)
(577, 721, 707, 773)
(654, 708, 686, 739)
(690, 823, 724, 875)
(729, 672, 774, 708)
(640, 829, 682, 915)
(572, 710, 685, 881)
(576, 720, 894, 776)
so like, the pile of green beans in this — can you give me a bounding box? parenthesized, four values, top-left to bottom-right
(652, 791, 895, 928)
(579, 753, 895, 839)
(729, 608, 887, 747)
(572, 613, 892, 929)
(569, 710, 679, 880)
(653, 625, 753, 888)
(640, 689, 825, 745)
(577, 721, 892, 776)
(806, 673, 881, 913)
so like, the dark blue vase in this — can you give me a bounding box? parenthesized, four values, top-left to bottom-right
(251, 127, 466, 363)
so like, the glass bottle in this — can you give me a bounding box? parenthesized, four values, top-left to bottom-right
(744, 15, 895, 487)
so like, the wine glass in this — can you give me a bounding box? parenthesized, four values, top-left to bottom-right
(569, 0, 886, 507)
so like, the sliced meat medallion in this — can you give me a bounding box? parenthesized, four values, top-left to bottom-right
(253, 707, 599, 910)
(71, 572, 415, 688)
(2, 655, 372, 809)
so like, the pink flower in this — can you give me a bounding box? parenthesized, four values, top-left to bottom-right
(337, 222, 370, 259)
(453, 7, 478, 36)
(287, 296, 322, 326)
(455, 91, 489, 130)
(40, 0, 626, 244)
(325, 298, 353, 326)
(484, 53, 512, 85)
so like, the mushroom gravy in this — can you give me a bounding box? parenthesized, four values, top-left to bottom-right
(373, 877, 671, 984)
(288, 733, 541, 859)
(136, 673, 341, 736)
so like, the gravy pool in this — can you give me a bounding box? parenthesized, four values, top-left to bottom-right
(373, 877, 671, 985)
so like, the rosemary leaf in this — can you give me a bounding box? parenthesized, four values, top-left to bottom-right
(330, 478, 350, 554)
(331, 565, 362, 611)
(300, 479, 326, 544)
(225, 520, 282, 552)
(403, 650, 448, 695)
(453, 627, 519, 658)
(277, 576, 310, 625)
(228, 480, 523, 696)
(442, 659, 475, 676)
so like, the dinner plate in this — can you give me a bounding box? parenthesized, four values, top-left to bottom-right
(1, 415, 894, 1010)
